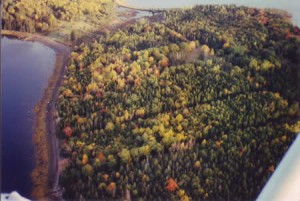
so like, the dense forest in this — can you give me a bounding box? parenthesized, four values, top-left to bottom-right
(2, 0, 300, 199)
(2, 0, 113, 33)
(55, 5, 300, 200)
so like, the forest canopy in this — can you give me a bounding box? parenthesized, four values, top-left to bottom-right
(2, 0, 113, 33)
(55, 4, 299, 201)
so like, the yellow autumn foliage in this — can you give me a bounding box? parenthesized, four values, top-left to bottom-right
(105, 122, 115, 131)
(175, 133, 186, 142)
(176, 114, 184, 123)
(82, 154, 88, 165)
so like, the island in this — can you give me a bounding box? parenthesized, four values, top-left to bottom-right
(2, 0, 300, 200)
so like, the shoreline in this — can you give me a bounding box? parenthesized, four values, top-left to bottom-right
(115, 0, 297, 27)
(2, 30, 71, 200)
(114, 0, 165, 12)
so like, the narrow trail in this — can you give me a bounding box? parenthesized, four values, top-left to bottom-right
(45, 41, 70, 200)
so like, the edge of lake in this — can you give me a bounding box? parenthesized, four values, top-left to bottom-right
(2, 30, 70, 200)
(115, 0, 295, 26)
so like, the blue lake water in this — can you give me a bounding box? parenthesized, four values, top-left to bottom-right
(124, 0, 300, 27)
(1, 37, 55, 198)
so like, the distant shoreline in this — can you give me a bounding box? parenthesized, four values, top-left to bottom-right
(2, 30, 70, 200)
(115, 0, 295, 26)
(115, 0, 165, 12)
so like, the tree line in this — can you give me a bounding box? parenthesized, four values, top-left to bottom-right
(54, 5, 300, 200)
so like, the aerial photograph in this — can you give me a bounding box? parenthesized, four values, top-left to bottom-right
(1, 0, 300, 200)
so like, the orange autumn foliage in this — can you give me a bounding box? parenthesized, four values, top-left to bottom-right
(159, 57, 169, 68)
(64, 126, 73, 137)
(154, 69, 160, 77)
(97, 152, 106, 162)
(82, 154, 88, 165)
(107, 182, 116, 192)
(165, 178, 179, 192)
(107, 182, 116, 197)
(102, 174, 109, 182)
(268, 165, 275, 173)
